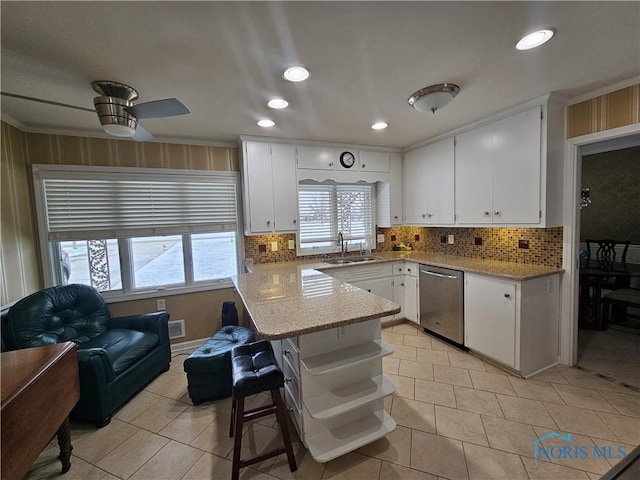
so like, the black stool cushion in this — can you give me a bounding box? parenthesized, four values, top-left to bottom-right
(232, 340, 283, 398)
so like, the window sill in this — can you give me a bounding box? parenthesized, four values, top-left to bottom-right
(101, 279, 235, 304)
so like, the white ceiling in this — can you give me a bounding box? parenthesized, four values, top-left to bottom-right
(1, 2, 639, 149)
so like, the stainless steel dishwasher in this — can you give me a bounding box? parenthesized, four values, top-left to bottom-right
(419, 265, 464, 346)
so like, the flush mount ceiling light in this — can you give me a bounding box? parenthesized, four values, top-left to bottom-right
(283, 66, 310, 82)
(371, 122, 389, 130)
(408, 83, 460, 114)
(516, 28, 556, 50)
(257, 119, 275, 128)
(268, 98, 289, 109)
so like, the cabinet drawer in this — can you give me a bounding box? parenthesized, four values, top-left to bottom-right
(336, 263, 394, 282)
(282, 356, 301, 408)
(282, 338, 300, 378)
(404, 263, 419, 277)
(283, 383, 302, 437)
(392, 262, 404, 275)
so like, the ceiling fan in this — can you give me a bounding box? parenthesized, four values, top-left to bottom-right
(1, 80, 190, 141)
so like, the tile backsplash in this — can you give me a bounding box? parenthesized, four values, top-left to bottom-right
(244, 226, 563, 268)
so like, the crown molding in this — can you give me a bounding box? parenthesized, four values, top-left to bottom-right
(567, 76, 640, 106)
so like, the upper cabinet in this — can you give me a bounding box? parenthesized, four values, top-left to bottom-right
(453, 95, 565, 227)
(404, 137, 455, 225)
(358, 151, 390, 173)
(241, 141, 298, 235)
(297, 145, 337, 170)
(455, 108, 541, 225)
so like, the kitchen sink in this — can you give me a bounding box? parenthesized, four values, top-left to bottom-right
(323, 256, 381, 265)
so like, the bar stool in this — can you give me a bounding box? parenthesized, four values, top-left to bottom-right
(229, 340, 297, 480)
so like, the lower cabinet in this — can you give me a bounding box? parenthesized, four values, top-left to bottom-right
(391, 262, 419, 324)
(273, 319, 396, 463)
(464, 273, 560, 377)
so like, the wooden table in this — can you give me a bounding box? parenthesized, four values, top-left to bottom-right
(1, 342, 80, 480)
(579, 261, 640, 330)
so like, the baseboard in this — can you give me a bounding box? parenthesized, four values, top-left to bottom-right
(170, 337, 209, 354)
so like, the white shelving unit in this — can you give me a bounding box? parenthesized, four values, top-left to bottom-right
(301, 340, 393, 375)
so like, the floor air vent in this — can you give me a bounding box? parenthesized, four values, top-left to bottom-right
(168, 319, 186, 339)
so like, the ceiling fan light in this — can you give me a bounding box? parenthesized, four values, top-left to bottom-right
(103, 123, 136, 137)
(408, 83, 460, 113)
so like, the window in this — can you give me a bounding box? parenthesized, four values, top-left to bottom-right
(297, 181, 374, 255)
(34, 164, 241, 298)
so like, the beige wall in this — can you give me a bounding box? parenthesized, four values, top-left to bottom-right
(1, 122, 241, 343)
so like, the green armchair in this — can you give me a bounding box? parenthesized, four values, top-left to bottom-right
(1, 284, 171, 427)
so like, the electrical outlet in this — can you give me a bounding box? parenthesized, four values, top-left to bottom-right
(156, 298, 165, 310)
(518, 239, 530, 249)
(337, 326, 346, 339)
(475, 237, 483, 246)
(288, 239, 295, 249)
(440, 235, 447, 243)
(271, 241, 278, 252)
(377, 234, 385, 243)
(447, 234, 454, 244)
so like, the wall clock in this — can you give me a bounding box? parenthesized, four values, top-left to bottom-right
(339, 151, 356, 168)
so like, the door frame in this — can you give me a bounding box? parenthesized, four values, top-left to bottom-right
(559, 122, 640, 366)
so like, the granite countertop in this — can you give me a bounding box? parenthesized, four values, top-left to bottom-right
(232, 252, 562, 339)
(232, 266, 401, 340)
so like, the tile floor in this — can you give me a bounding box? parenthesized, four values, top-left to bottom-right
(26, 322, 640, 480)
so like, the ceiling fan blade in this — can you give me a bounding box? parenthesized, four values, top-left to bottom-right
(132, 123, 153, 142)
(1, 92, 95, 113)
(128, 98, 190, 119)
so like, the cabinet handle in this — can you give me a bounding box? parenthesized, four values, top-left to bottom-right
(401, 283, 405, 287)
(427, 213, 432, 218)
(329, 161, 334, 167)
(267, 220, 271, 225)
(367, 289, 371, 292)
(283, 350, 290, 355)
(394, 215, 398, 219)
(285, 377, 292, 382)
(494, 211, 501, 216)
(288, 407, 294, 412)
(407, 268, 412, 272)
(504, 293, 511, 298)
(483, 211, 491, 216)
(422, 213, 426, 218)
(362, 163, 366, 168)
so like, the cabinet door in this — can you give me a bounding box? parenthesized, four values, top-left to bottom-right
(389, 153, 403, 225)
(393, 276, 406, 320)
(403, 147, 429, 225)
(359, 151, 390, 172)
(455, 123, 494, 224)
(492, 107, 541, 224)
(245, 142, 274, 233)
(365, 277, 395, 325)
(297, 145, 336, 170)
(271, 144, 299, 232)
(423, 138, 455, 225)
(464, 274, 517, 367)
(404, 275, 419, 324)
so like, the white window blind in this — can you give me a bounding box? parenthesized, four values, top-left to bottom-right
(36, 166, 238, 241)
(298, 182, 374, 250)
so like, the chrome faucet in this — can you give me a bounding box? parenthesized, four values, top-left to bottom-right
(338, 232, 348, 257)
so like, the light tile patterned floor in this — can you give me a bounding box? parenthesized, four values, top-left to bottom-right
(25, 322, 639, 480)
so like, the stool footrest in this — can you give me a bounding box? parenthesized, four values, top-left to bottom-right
(238, 446, 289, 470)
(243, 403, 277, 422)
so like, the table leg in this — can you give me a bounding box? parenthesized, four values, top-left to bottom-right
(56, 417, 72, 474)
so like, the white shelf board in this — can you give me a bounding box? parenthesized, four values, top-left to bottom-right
(305, 375, 395, 420)
(306, 411, 396, 463)
(301, 340, 393, 376)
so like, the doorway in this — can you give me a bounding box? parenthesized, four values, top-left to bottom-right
(575, 141, 640, 388)
(561, 125, 640, 383)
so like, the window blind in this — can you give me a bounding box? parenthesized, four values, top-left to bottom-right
(39, 169, 238, 241)
(298, 182, 373, 249)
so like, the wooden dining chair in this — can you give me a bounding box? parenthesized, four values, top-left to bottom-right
(585, 239, 630, 269)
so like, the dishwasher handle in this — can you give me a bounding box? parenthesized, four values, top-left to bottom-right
(420, 269, 459, 280)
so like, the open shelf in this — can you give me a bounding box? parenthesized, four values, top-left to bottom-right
(305, 375, 395, 420)
(306, 410, 396, 463)
(301, 340, 393, 376)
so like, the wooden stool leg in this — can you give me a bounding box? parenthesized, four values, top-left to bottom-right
(272, 389, 297, 473)
(229, 396, 236, 438)
(231, 396, 245, 480)
(56, 417, 72, 474)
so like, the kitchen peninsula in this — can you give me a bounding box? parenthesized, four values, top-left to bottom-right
(232, 264, 400, 463)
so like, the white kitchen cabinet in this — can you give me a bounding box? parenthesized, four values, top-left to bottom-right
(241, 141, 298, 235)
(391, 262, 419, 324)
(324, 263, 396, 325)
(464, 272, 560, 377)
(403, 138, 455, 225)
(359, 151, 390, 172)
(455, 106, 547, 225)
(280, 319, 396, 463)
(389, 153, 403, 225)
(297, 145, 336, 170)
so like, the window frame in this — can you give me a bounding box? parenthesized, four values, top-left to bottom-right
(296, 181, 376, 256)
(34, 164, 244, 302)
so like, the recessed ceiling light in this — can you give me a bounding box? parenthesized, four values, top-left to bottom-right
(283, 66, 310, 82)
(267, 98, 289, 109)
(516, 28, 556, 50)
(371, 122, 389, 130)
(257, 119, 275, 128)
